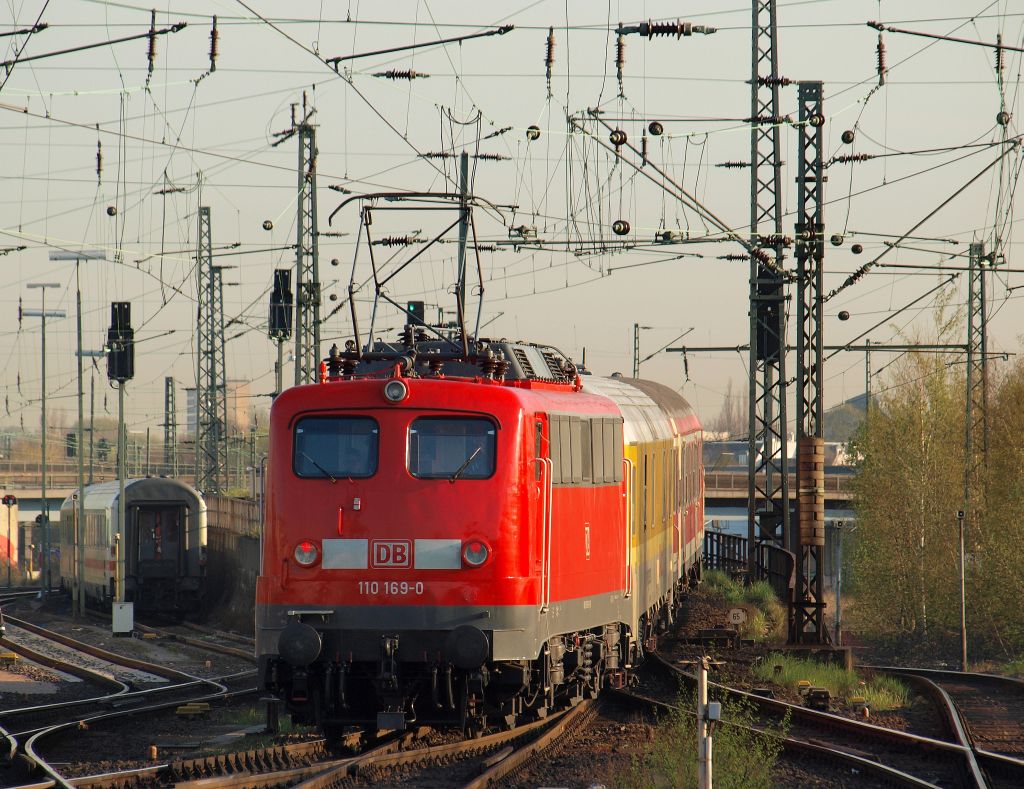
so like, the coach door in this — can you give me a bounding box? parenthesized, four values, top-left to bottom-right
(133, 505, 184, 580)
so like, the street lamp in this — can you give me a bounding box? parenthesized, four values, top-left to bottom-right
(957, 509, 967, 671)
(832, 519, 857, 646)
(24, 282, 66, 594)
(49, 249, 106, 616)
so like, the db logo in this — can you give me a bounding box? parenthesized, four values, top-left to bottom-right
(370, 540, 411, 568)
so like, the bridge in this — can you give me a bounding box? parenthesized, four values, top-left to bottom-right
(0, 460, 202, 522)
(703, 467, 856, 620)
(704, 468, 853, 504)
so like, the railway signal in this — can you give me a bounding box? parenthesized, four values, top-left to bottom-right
(106, 301, 134, 632)
(407, 300, 426, 326)
(2, 494, 15, 588)
(269, 268, 293, 398)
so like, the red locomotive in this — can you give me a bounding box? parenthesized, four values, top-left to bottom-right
(256, 338, 703, 734)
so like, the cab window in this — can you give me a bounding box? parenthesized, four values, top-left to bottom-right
(294, 416, 379, 478)
(409, 417, 496, 480)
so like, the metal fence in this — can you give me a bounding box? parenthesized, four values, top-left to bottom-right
(703, 530, 795, 604)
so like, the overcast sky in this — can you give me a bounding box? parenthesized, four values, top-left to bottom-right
(2, 0, 1021, 439)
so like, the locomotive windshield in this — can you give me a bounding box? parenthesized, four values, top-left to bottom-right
(294, 417, 379, 479)
(409, 417, 496, 480)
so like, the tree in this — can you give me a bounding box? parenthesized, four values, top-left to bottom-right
(849, 303, 1024, 661)
(712, 378, 747, 438)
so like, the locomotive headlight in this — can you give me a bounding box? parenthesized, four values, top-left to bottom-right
(383, 379, 409, 403)
(462, 540, 490, 567)
(294, 540, 320, 566)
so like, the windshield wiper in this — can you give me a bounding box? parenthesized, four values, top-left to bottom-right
(300, 451, 337, 484)
(449, 446, 483, 483)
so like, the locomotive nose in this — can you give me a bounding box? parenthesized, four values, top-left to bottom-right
(278, 621, 323, 667)
(444, 625, 490, 669)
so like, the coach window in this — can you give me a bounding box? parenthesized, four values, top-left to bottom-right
(683, 446, 690, 505)
(580, 420, 593, 483)
(663, 448, 669, 520)
(294, 416, 379, 479)
(550, 416, 563, 484)
(610, 419, 618, 480)
(535, 420, 544, 481)
(591, 419, 605, 483)
(409, 417, 496, 480)
(558, 416, 573, 483)
(642, 453, 649, 529)
(569, 417, 583, 484)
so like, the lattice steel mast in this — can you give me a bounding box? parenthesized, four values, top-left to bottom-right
(962, 241, 989, 538)
(163, 376, 177, 475)
(747, 0, 790, 576)
(195, 206, 227, 492)
(793, 81, 828, 644)
(293, 97, 321, 384)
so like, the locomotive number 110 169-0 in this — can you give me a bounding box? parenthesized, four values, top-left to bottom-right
(357, 581, 425, 595)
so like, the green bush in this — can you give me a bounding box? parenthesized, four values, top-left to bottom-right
(621, 692, 787, 789)
(861, 674, 909, 711)
(702, 569, 744, 604)
(702, 571, 786, 641)
(743, 580, 777, 608)
(753, 653, 907, 711)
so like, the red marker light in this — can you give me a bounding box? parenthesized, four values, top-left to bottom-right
(462, 540, 490, 567)
(294, 540, 320, 566)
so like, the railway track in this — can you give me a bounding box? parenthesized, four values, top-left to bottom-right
(614, 685, 938, 788)
(0, 611, 257, 789)
(77, 604, 257, 664)
(19, 703, 591, 789)
(646, 652, 985, 788)
(130, 621, 256, 664)
(871, 666, 1024, 789)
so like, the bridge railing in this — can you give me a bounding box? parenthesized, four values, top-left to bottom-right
(703, 531, 795, 605)
(703, 531, 747, 577)
(704, 470, 852, 497)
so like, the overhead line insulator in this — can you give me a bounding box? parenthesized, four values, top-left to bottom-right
(747, 114, 792, 126)
(372, 69, 430, 80)
(617, 19, 717, 38)
(876, 33, 887, 86)
(146, 9, 157, 79)
(716, 161, 750, 169)
(209, 15, 218, 73)
(758, 234, 793, 247)
(371, 236, 424, 247)
(751, 76, 793, 87)
(615, 31, 625, 96)
(829, 153, 873, 165)
(545, 27, 555, 97)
